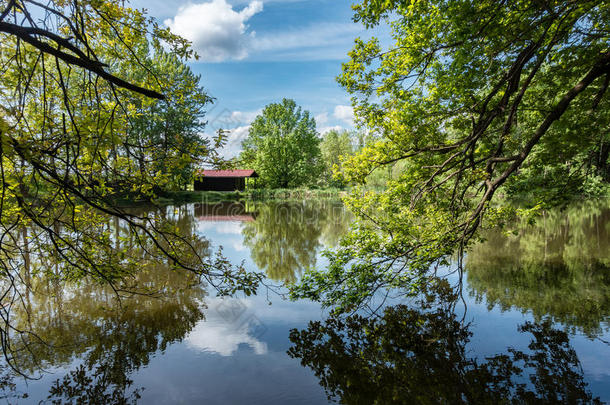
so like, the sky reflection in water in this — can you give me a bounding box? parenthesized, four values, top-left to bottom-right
(1, 199, 610, 404)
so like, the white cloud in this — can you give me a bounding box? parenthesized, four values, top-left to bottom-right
(227, 125, 250, 146)
(206, 108, 260, 133)
(202, 121, 251, 160)
(315, 112, 329, 127)
(250, 22, 363, 61)
(316, 105, 356, 135)
(164, 0, 263, 62)
(333, 105, 354, 125)
(222, 125, 251, 158)
(186, 297, 267, 356)
(230, 0, 299, 4)
(318, 125, 344, 135)
(252, 22, 359, 52)
(230, 110, 261, 125)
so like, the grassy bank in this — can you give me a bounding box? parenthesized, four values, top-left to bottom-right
(247, 187, 345, 200)
(157, 190, 246, 204)
(151, 188, 345, 205)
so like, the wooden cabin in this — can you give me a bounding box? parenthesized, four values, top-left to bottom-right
(194, 170, 258, 192)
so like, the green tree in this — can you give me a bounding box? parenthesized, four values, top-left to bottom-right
(128, 48, 214, 191)
(240, 99, 323, 188)
(292, 0, 610, 313)
(319, 129, 354, 188)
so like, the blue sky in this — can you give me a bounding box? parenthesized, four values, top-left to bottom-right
(131, 0, 368, 157)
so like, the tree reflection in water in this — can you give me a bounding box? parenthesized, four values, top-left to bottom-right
(0, 200, 351, 402)
(467, 199, 610, 337)
(0, 205, 209, 404)
(288, 279, 602, 404)
(1, 263, 207, 404)
(242, 200, 351, 283)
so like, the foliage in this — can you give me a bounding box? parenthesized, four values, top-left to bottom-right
(319, 129, 354, 188)
(0, 1, 263, 375)
(240, 99, 323, 188)
(127, 47, 214, 191)
(289, 279, 602, 404)
(362, 159, 410, 190)
(292, 0, 610, 313)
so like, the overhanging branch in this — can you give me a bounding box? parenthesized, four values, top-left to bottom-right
(0, 20, 165, 100)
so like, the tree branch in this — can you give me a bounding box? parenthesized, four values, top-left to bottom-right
(0, 21, 165, 99)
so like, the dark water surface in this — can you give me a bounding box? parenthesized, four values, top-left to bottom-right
(1, 199, 610, 403)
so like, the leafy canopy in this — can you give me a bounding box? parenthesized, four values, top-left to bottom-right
(319, 129, 355, 188)
(127, 48, 215, 191)
(291, 0, 610, 313)
(240, 98, 323, 189)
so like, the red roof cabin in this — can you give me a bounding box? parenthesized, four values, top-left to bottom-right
(194, 170, 259, 192)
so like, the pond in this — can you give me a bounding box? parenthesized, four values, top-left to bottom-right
(1, 199, 610, 403)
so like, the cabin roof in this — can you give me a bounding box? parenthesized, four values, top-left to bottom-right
(196, 169, 258, 178)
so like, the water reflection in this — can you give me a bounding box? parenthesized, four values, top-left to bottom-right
(0, 200, 349, 403)
(185, 297, 267, 356)
(467, 199, 610, 336)
(241, 200, 351, 283)
(288, 279, 603, 404)
(1, 199, 609, 403)
(0, 205, 209, 403)
(195, 201, 257, 222)
(3, 262, 206, 403)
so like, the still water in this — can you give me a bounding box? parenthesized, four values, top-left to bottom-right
(1, 199, 610, 403)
